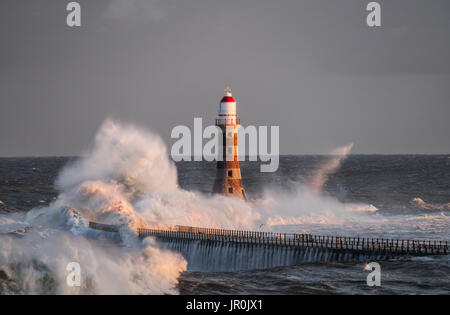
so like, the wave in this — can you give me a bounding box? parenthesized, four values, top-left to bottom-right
(307, 144, 353, 193)
(0, 119, 261, 293)
(410, 198, 450, 211)
(2, 119, 439, 293)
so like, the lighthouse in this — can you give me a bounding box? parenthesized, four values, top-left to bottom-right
(212, 86, 247, 200)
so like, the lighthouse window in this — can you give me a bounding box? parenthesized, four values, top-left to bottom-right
(228, 187, 233, 194)
(228, 132, 232, 137)
(228, 170, 232, 177)
(228, 147, 233, 154)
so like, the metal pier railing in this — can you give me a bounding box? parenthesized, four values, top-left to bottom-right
(137, 225, 448, 256)
(87, 222, 448, 256)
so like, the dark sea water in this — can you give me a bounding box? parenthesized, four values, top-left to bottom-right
(0, 155, 449, 294)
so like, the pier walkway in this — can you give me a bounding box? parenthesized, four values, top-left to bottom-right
(89, 222, 448, 256)
(138, 225, 448, 256)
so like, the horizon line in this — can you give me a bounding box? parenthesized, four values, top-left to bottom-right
(0, 153, 449, 159)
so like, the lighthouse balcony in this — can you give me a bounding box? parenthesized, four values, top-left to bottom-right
(216, 118, 240, 125)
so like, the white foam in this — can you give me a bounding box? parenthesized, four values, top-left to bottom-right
(410, 197, 450, 211)
(1, 119, 447, 293)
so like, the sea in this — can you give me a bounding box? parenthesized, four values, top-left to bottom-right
(0, 155, 449, 294)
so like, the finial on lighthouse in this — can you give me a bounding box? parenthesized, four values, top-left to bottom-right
(224, 85, 232, 96)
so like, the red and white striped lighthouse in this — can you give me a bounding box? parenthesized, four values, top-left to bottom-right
(212, 86, 247, 199)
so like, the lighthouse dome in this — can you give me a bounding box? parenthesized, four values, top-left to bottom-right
(219, 86, 237, 116)
(220, 95, 236, 103)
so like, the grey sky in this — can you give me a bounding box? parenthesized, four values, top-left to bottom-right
(0, 0, 449, 156)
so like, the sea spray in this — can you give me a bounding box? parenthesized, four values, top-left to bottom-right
(54, 119, 259, 230)
(0, 232, 186, 294)
(0, 119, 385, 289)
(0, 119, 259, 293)
(254, 143, 379, 230)
(410, 198, 450, 211)
(0, 119, 189, 294)
(308, 143, 354, 194)
(256, 183, 378, 228)
(3, 121, 373, 235)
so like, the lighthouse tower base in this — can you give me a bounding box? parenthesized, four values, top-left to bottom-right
(212, 161, 247, 200)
